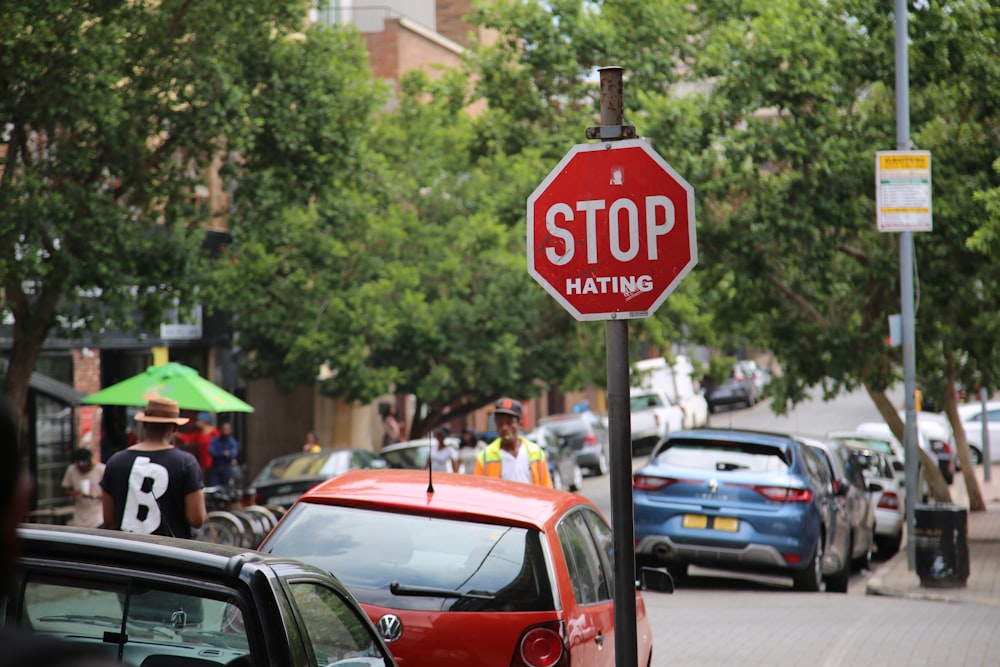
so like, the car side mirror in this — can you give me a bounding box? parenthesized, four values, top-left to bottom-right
(893, 461, 905, 472)
(867, 481, 884, 492)
(637, 567, 674, 594)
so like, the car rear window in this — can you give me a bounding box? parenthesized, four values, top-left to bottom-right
(653, 439, 792, 473)
(14, 573, 253, 666)
(262, 503, 556, 613)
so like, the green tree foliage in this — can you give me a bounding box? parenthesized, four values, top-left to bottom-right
(0, 0, 305, 410)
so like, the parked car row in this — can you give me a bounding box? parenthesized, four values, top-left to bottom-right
(8, 469, 675, 667)
(633, 428, 883, 592)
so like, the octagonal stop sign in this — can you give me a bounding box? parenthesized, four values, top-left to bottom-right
(527, 139, 697, 321)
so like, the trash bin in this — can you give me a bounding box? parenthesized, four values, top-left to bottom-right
(913, 503, 969, 588)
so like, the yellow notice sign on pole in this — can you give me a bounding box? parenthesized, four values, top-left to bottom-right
(876, 150, 932, 232)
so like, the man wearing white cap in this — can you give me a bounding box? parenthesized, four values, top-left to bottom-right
(100, 396, 206, 538)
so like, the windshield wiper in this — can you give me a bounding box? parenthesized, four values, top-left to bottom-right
(38, 614, 124, 627)
(389, 582, 495, 599)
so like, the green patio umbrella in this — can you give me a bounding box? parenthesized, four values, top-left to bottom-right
(81, 362, 254, 413)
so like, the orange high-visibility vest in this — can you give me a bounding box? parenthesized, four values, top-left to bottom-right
(473, 436, 553, 488)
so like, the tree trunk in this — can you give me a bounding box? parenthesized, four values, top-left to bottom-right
(3, 306, 53, 421)
(944, 345, 985, 511)
(865, 383, 952, 502)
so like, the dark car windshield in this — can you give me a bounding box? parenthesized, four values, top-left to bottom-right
(261, 503, 555, 613)
(653, 439, 792, 473)
(379, 443, 431, 469)
(253, 450, 380, 484)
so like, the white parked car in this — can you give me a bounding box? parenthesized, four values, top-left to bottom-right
(956, 401, 1000, 465)
(830, 424, 932, 502)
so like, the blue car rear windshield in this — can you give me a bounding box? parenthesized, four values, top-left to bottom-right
(655, 439, 792, 472)
(261, 503, 556, 613)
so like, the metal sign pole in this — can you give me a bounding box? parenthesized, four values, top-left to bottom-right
(982, 386, 992, 481)
(594, 66, 638, 667)
(893, 0, 919, 572)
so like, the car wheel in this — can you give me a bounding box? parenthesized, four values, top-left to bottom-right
(569, 465, 585, 492)
(971, 446, 983, 466)
(793, 537, 823, 592)
(826, 537, 850, 594)
(853, 536, 873, 572)
(551, 468, 564, 491)
(595, 449, 610, 476)
(876, 531, 902, 558)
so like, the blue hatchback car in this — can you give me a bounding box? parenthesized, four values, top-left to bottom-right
(633, 429, 853, 592)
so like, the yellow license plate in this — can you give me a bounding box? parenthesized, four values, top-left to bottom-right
(682, 514, 708, 529)
(713, 517, 739, 532)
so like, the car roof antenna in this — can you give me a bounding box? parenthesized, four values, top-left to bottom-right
(427, 432, 435, 494)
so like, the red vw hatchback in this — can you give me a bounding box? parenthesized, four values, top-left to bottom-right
(258, 469, 668, 667)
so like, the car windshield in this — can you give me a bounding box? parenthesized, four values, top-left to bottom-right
(538, 418, 587, 438)
(849, 450, 895, 479)
(653, 439, 792, 473)
(831, 436, 894, 456)
(630, 394, 664, 410)
(254, 450, 376, 483)
(379, 443, 431, 469)
(262, 503, 555, 613)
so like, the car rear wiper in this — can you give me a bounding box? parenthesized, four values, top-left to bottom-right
(389, 582, 495, 599)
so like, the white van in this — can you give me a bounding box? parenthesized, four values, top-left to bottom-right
(632, 356, 709, 428)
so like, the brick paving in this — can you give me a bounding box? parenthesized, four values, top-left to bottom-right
(866, 461, 1000, 606)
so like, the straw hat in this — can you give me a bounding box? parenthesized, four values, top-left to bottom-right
(135, 396, 189, 425)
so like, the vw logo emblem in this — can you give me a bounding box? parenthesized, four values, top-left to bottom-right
(708, 478, 718, 494)
(376, 614, 403, 643)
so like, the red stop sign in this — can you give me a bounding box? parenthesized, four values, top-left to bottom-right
(527, 140, 697, 321)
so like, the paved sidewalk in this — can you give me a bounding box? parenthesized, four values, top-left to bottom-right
(866, 461, 1000, 606)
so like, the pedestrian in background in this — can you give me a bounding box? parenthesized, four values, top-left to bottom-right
(176, 411, 218, 478)
(303, 430, 321, 453)
(207, 421, 239, 487)
(458, 427, 480, 474)
(427, 426, 458, 473)
(101, 396, 206, 539)
(61, 447, 105, 528)
(383, 404, 401, 448)
(474, 399, 552, 487)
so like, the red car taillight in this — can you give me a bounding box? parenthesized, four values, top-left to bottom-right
(583, 433, 597, 445)
(633, 475, 676, 491)
(514, 622, 568, 667)
(878, 491, 901, 510)
(752, 486, 813, 503)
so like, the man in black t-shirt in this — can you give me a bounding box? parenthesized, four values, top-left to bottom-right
(101, 396, 206, 539)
